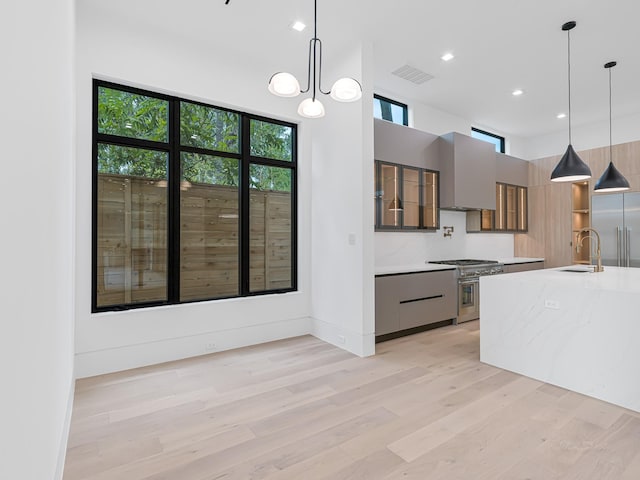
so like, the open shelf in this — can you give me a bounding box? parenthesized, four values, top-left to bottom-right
(571, 182, 590, 265)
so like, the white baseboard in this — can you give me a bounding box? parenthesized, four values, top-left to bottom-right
(310, 317, 375, 357)
(54, 378, 75, 480)
(75, 317, 312, 378)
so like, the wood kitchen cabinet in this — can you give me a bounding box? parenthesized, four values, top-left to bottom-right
(514, 142, 640, 268)
(375, 269, 457, 341)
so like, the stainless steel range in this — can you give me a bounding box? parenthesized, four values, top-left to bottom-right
(429, 259, 504, 323)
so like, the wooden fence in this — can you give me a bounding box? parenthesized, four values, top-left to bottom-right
(96, 174, 292, 307)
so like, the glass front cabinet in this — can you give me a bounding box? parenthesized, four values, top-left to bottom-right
(375, 161, 439, 230)
(467, 182, 527, 233)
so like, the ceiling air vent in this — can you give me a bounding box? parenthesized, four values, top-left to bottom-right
(391, 65, 434, 85)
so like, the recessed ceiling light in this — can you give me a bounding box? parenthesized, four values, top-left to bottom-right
(557, 113, 567, 119)
(512, 89, 524, 96)
(441, 53, 454, 62)
(291, 21, 306, 32)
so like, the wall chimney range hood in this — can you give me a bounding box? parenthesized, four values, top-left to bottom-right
(439, 132, 497, 211)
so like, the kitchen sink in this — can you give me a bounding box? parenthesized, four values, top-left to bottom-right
(558, 268, 591, 273)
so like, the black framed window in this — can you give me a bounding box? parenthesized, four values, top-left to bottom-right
(374, 94, 408, 126)
(93, 80, 297, 312)
(471, 127, 505, 153)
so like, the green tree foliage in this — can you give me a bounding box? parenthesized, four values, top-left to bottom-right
(249, 120, 292, 192)
(250, 120, 292, 162)
(181, 153, 239, 186)
(180, 102, 239, 153)
(250, 165, 291, 192)
(97, 87, 293, 191)
(98, 87, 168, 142)
(98, 144, 167, 179)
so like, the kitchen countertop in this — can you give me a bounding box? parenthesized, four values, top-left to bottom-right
(375, 263, 456, 276)
(375, 257, 544, 276)
(497, 257, 544, 265)
(480, 265, 640, 413)
(484, 264, 640, 293)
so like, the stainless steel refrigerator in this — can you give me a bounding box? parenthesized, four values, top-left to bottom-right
(591, 192, 640, 267)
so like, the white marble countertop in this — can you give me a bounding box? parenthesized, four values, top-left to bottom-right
(480, 265, 640, 413)
(497, 257, 545, 265)
(485, 265, 640, 293)
(375, 263, 456, 276)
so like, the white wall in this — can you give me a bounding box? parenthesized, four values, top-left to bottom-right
(522, 112, 640, 160)
(1, 0, 76, 479)
(374, 88, 528, 158)
(375, 211, 514, 267)
(75, 2, 377, 376)
(75, 3, 315, 377)
(310, 44, 376, 357)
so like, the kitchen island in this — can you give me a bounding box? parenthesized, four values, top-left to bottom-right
(480, 266, 640, 413)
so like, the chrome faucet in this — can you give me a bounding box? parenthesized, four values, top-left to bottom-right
(576, 227, 604, 272)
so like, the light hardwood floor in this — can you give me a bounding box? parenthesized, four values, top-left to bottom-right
(64, 321, 640, 479)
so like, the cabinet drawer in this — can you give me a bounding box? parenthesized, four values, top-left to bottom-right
(375, 269, 457, 336)
(398, 293, 456, 330)
(395, 270, 456, 301)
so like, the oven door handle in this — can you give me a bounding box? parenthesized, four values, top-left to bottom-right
(458, 279, 479, 285)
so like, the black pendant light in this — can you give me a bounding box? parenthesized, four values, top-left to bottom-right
(594, 61, 630, 192)
(551, 21, 592, 182)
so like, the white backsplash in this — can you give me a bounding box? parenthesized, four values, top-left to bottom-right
(375, 210, 514, 266)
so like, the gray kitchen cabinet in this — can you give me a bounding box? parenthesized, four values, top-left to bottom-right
(467, 183, 528, 233)
(375, 269, 457, 340)
(439, 132, 496, 210)
(375, 161, 440, 231)
(496, 153, 528, 186)
(466, 151, 529, 233)
(502, 261, 544, 274)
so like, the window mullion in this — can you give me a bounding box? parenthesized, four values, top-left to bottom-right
(240, 116, 251, 295)
(168, 99, 181, 303)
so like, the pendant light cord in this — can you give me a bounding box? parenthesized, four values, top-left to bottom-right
(315, 0, 330, 96)
(306, 0, 331, 100)
(609, 66, 613, 163)
(567, 28, 572, 145)
(313, 0, 317, 100)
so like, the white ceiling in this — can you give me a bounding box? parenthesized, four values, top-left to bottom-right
(82, 0, 640, 138)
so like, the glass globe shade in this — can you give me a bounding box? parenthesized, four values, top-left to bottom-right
(297, 98, 325, 118)
(330, 77, 362, 102)
(268, 72, 301, 98)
